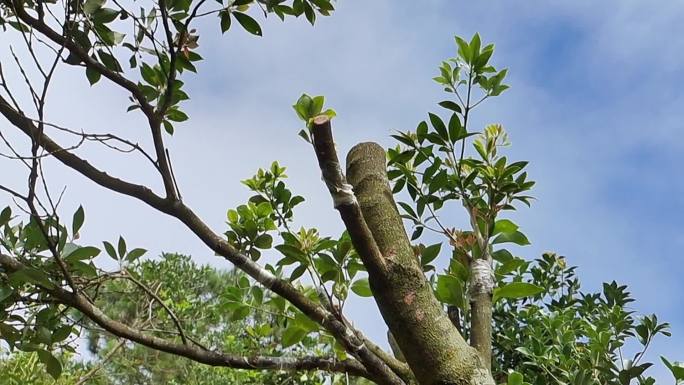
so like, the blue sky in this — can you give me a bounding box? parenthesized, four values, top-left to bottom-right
(1, 0, 683, 381)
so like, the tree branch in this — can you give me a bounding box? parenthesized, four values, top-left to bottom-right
(0, 252, 371, 378)
(151, 0, 181, 200)
(3, 0, 154, 117)
(122, 268, 188, 345)
(75, 338, 126, 385)
(310, 116, 387, 276)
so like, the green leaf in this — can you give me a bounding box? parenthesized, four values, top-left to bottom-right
(37, 350, 62, 380)
(661, 357, 684, 382)
(0, 206, 11, 226)
(438, 100, 462, 114)
(92, 7, 119, 23)
(227, 209, 238, 223)
(282, 326, 307, 347)
(140, 63, 158, 86)
(275, 244, 307, 263)
(71, 260, 97, 277)
(35, 326, 53, 344)
(51, 326, 73, 344)
(117, 236, 127, 257)
(231, 305, 250, 321)
(289, 264, 307, 280)
(294, 312, 320, 333)
(495, 258, 525, 276)
(220, 11, 231, 33)
(469, 33, 481, 61)
(108, 31, 125, 45)
(72, 206, 85, 236)
(256, 202, 272, 217)
(492, 231, 530, 246)
(97, 49, 123, 72)
(126, 248, 147, 262)
(10, 267, 55, 289)
(473, 139, 488, 160)
(351, 278, 372, 297)
(103, 241, 118, 260)
(507, 371, 524, 385)
(447, 113, 462, 142)
(492, 219, 518, 236)
(428, 112, 448, 140)
(293, 94, 313, 121)
(65, 246, 101, 261)
(251, 286, 263, 305)
(310, 95, 324, 116)
(233, 12, 262, 36)
(416, 121, 428, 143)
(166, 109, 189, 122)
(83, 0, 105, 15)
(455, 36, 471, 63)
(619, 363, 653, 384)
(435, 274, 464, 308)
(0, 323, 20, 344)
(449, 257, 469, 281)
(493, 282, 544, 303)
(253, 234, 273, 249)
(420, 243, 441, 266)
(474, 45, 494, 70)
(320, 108, 336, 120)
(163, 120, 174, 135)
(492, 249, 514, 263)
(86, 66, 101, 85)
(0, 285, 14, 302)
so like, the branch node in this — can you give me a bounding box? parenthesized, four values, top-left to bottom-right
(468, 259, 495, 297)
(311, 118, 358, 208)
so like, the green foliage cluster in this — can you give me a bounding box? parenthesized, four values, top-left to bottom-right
(0, 0, 335, 134)
(386, 33, 539, 330)
(384, 34, 683, 385)
(1, 253, 347, 384)
(492, 253, 677, 385)
(0, 351, 90, 385)
(84, 253, 338, 384)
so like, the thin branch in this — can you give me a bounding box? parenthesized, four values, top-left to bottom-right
(0, 184, 27, 200)
(75, 339, 126, 385)
(24, 116, 160, 169)
(0, 62, 24, 112)
(157, 0, 177, 116)
(0, 250, 371, 377)
(310, 116, 387, 274)
(9, 46, 40, 109)
(122, 267, 189, 345)
(3, 0, 155, 116)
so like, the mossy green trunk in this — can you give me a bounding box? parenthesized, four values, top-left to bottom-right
(346, 143, 494, 385)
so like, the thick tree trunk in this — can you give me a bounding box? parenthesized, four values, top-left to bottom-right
(311, 118, 493, 385)
(345, 142, 494, 385)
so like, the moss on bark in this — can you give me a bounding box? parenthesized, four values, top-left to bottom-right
(346, 143, 494, 385)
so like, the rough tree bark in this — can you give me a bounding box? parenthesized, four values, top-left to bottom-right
(311, 117, 494, 385)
